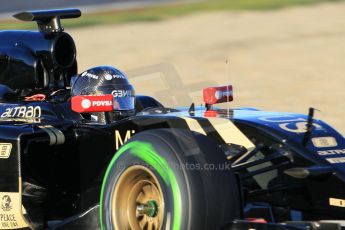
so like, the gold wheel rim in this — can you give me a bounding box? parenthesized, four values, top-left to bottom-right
(112, 165, 165, 230)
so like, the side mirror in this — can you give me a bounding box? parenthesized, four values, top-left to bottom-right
(203, 85, 233, 106)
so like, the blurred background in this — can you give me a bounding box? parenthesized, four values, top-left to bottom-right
(1, 0, 344, 134)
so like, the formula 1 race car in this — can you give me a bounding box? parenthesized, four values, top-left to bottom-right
(0, 8, 345, 230)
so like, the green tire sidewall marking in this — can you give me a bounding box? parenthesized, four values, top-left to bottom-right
(100, 140, 182, 230)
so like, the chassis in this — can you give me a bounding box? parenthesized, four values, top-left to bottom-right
(0, 9, 344, 230)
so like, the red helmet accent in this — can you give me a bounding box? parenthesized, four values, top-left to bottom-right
(71, 95, 113, 113)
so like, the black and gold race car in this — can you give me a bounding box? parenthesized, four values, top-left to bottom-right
(0, 9, 345, 230)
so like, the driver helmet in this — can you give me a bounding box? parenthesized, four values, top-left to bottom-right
(71, 66, 135, 123)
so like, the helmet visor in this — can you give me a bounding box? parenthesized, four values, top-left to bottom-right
(96, 84, 135, 111)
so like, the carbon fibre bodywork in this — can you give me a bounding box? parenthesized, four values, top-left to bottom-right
(1, 102, 345, 229)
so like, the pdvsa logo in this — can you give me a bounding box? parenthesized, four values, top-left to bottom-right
(92, 101, 112, 106)
(104, 74, 125, 80)
(80, 99, 112, 109)
(72, 95, 114, 113)
(81, 71, 99, 79)
(81, 99, 91, 109)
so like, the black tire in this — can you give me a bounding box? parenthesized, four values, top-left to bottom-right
(100, 128, 241, 230)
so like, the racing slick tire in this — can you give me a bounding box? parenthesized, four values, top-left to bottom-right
(100, 128, 241, 230)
